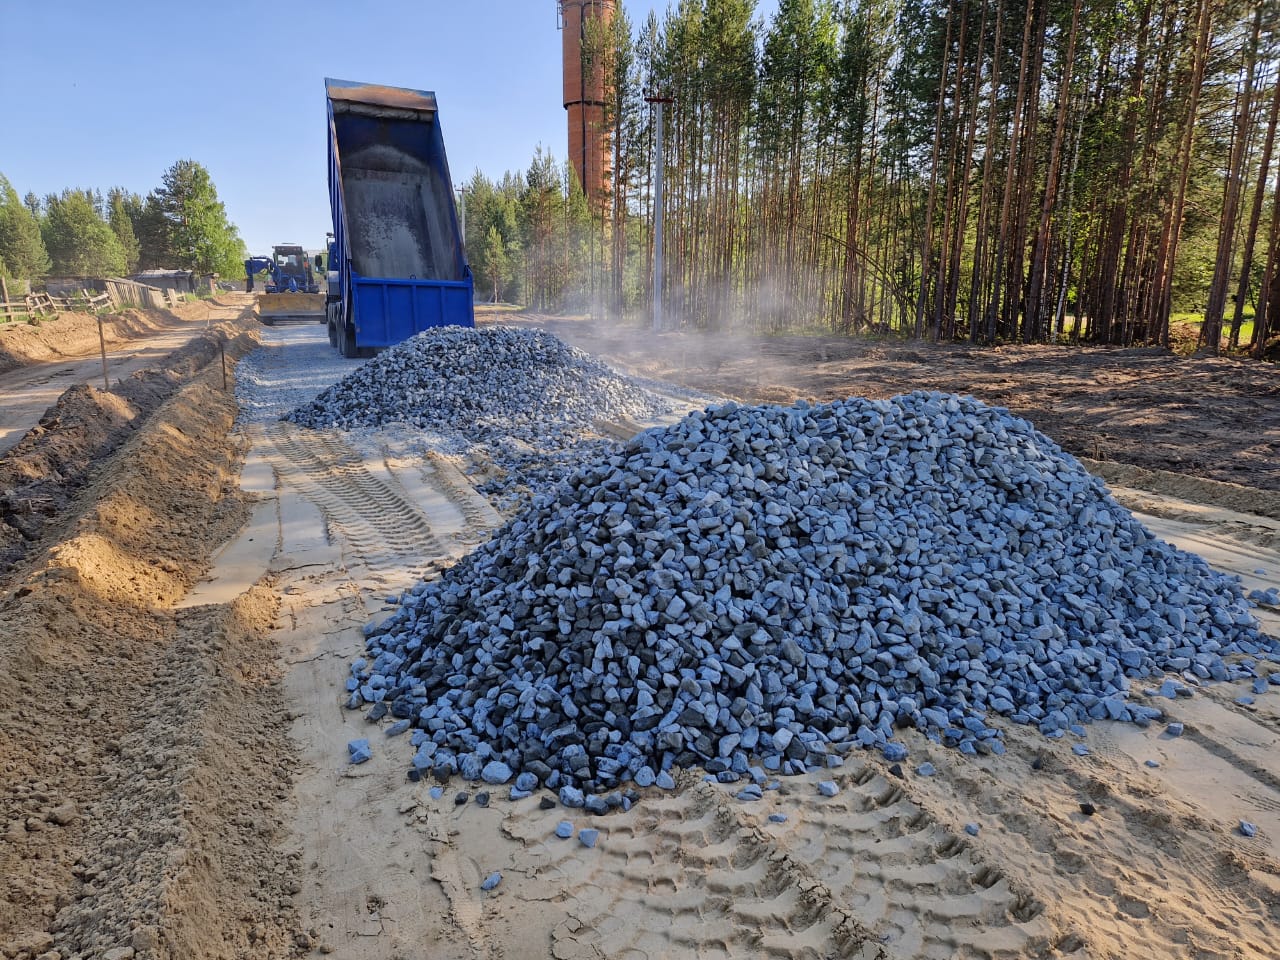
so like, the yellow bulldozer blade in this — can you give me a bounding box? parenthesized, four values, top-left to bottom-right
(257, 292, 326, 324)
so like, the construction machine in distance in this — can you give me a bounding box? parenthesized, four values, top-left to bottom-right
(248, 244, 327, 324)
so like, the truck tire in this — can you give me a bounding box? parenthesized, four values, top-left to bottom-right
(339, 322, 359, 359)
(327, 317, 337, 348)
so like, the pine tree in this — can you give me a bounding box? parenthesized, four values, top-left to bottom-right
(520, 148, 563, 309)
(107, 188, 142, 273)
(481, 226, 511, 303)
(464, 171, 519, 303)
(40, 189, 128, 276)
(1241, 65, 1280, 352)
(134, 194, 173, 270)
(152, 160, 246, 276)
(0, 174, 51, 280)
(1201, 4, 1264, 352)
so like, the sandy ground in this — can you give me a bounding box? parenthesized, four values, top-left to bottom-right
(197, 323, 1280, 960)
(3, 310, 1280, 959)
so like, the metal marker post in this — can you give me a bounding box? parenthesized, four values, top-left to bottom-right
(96, 315, 109, 390)
(220, 339, 227, 391)
(645, 93, 674, 333)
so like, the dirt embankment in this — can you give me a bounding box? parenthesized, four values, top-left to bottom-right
(1079, 458, 1280, 522)
(505, 314, 1280, 498)
(0, 297, 238, 376)
(0, 319, 258, 577)
(0, 348, 303, 959)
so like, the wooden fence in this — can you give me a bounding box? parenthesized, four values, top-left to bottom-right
(103, 277, 182, 311)
(0, 277, 188, 321)
(0, 279, 115, 321)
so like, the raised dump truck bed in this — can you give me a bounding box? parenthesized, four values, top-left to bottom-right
(325, 78, 474, 357)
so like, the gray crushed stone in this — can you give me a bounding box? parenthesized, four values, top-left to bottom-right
(285, 325, 673, 448)
(348, 392, 1273, 794)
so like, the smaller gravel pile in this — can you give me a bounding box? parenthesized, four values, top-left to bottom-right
(474, 440, 618, 515)
(348, 393, 1272, 796)
(285, 326, 671, 448)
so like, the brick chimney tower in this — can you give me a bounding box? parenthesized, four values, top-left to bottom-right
(559, 0, 615, 208)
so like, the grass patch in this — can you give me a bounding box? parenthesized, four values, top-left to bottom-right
(1169, 313, 1255, 345)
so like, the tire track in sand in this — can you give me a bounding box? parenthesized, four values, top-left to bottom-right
(758, 762, 1051, 959)
(421, 450, 504, 540)
(261, 423, 450, 583)
(428, 840, 490, 958)
(906, 720, 1280, 958)
(498, 762, 1055, 960)
(503, 776, 878, 960)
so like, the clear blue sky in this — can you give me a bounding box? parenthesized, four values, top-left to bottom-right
(1, 0, 777, 257)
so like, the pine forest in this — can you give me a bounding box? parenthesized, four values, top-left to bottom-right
(463, 0, 1280, 356)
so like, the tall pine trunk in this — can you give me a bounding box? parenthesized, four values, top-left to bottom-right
(1202, 4, 1263, 352)
(916, 0, 957, 339)
(1025, 0, 1081, 339)
(969, 0, 1006, 343)
(1230, 55, 1279, 349)
(1152, 0, 1215, 348)
(989, 0, 1037, 342)
(1252, 161, 1280, 356)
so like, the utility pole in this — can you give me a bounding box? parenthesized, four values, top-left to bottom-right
(646, 92, 673, 333)
(456, 186, 467, 251)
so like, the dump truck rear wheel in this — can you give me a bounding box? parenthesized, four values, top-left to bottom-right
(339, 322, 359, 359)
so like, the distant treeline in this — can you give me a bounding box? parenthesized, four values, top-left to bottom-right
(0, 160, 245, 283)
(466, 0, 1278, 355)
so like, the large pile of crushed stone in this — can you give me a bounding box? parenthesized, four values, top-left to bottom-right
(286, 325, 671, 447)
(349, 392, 1270, 796)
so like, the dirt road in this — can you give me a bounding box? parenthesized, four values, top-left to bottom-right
(3, 312, 1280, 960)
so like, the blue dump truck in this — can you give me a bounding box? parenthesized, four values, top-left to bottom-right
(325, 78, 475, 357)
